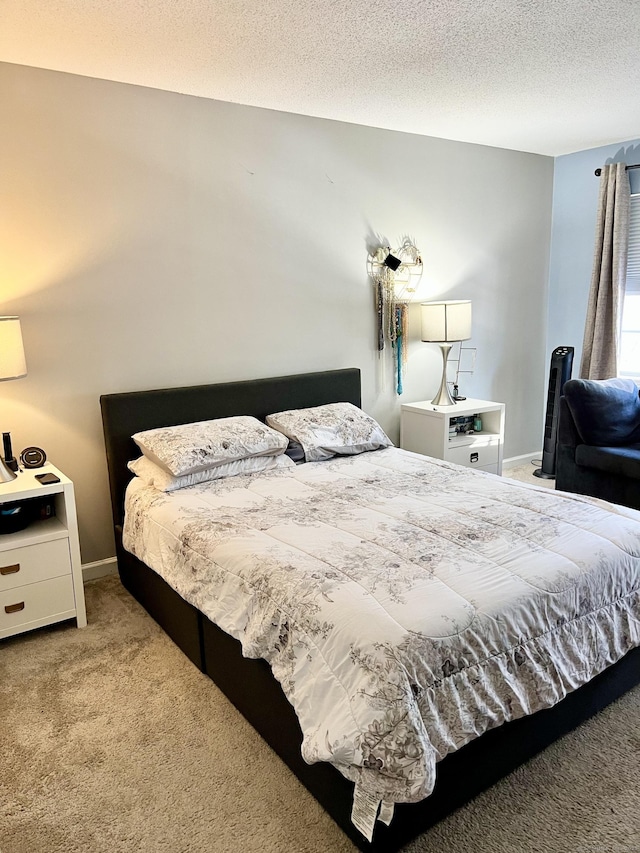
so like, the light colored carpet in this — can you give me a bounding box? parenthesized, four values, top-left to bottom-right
(1, 576, 639, 853)
(502, 460, 556, 489)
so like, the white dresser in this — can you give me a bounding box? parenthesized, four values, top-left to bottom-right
(400, 398, 506, 475)
(0, 464, 86, 639)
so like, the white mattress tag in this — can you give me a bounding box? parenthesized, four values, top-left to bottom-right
(378, 800, 395, 826)
(351, 785, 380, 842)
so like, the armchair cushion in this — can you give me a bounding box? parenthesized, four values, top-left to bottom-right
(563, 378, 640, 446)
(575, 444, 640, 480)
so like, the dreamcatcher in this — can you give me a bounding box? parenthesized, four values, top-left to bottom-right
(367, 239, 423, 394)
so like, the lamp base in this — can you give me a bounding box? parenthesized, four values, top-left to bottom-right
(430, 344, 455, 406)
(0, 458, 17, 482)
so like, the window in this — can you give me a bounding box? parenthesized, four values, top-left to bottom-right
(619, 194, 640, 378)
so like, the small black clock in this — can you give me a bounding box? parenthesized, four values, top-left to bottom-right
(20, 447, 47, 469)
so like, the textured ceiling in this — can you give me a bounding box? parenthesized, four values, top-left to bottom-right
(1, 0, 639, 156)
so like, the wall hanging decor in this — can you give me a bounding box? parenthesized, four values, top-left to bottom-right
(450, 343, 477, 402)
(367, 239, 423, 394)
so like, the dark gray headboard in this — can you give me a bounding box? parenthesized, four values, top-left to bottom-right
(100, 368, 362, 528)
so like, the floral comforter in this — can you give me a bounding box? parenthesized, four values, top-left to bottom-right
(123, 447, 640, 804)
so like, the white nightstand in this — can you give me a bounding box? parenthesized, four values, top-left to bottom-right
(0, 464, 86, 639)
(401, 398, 506, 475)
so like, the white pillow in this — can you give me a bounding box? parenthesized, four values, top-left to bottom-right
(266, 402, 393, 462)
(132, 416, 288, 477)
(128, 453, 295, 492)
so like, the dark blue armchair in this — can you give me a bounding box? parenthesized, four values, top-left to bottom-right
(556, 378, 640, 510)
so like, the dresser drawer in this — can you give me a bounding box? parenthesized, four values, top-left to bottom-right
(447, 440, 500, 469)
(0, 574, 75, 637)
(0, 538, 72, 592)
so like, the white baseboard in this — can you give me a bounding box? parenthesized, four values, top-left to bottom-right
(82, 556, 118, 583)
(502, 452, 542, 470)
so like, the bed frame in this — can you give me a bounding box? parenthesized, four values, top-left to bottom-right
(100, 367, 640, 852)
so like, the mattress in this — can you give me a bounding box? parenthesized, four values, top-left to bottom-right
(123, 447, 640, 806)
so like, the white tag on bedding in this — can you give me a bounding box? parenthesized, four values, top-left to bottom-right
(378, 800, 395, 826)
(351, 785, 380, 842)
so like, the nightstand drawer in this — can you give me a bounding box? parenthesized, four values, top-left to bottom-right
(0, 574, 75, 636)
(0, 538, 72, 592)
(479, 463, 499, 475)
(448, 441, 500, 469)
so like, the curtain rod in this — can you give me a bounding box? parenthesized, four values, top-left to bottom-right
(594, 164, 640, 176)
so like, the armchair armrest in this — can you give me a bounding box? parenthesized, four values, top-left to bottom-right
(557, 395, 581, 450)
(556, 396, 581, 492)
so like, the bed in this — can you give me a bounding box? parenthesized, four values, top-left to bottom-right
(100, 367, 640, 852)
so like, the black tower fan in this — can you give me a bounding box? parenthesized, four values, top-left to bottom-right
(533, 346, 574, 479)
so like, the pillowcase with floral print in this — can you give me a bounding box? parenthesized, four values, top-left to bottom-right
(133, 416, 288, 476)
(266, 402, 392, 462)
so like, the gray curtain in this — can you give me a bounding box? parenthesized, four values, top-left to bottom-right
(580, 163, 630, 379)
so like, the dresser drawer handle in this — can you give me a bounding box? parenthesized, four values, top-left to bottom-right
(0, 563, 20, 576)
(5, 602, 25, 614)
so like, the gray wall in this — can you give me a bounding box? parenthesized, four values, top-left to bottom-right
(547, 138, 640, 368)
(1, 62, 554, 564)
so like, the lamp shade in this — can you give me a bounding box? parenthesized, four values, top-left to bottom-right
(0, 317, 27, 381)
(421, 300, 472, 343)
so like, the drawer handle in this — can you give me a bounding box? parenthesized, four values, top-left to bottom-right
(5, 601, 25, 614)
(0, 563, 20, 576)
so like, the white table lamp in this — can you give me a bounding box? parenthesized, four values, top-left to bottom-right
(0, 316, 27, 481)
(421, 300, 472, 406)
